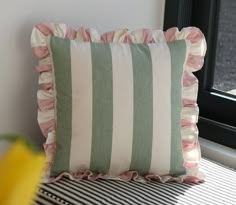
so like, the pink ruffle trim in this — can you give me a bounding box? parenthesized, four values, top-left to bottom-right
(45, 169, 203, 184)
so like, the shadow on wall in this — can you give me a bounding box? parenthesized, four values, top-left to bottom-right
(0, 21, 44, 149)
(18, 22, 45, 148)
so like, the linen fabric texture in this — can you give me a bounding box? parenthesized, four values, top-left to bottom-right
(31, 23, 206, 183)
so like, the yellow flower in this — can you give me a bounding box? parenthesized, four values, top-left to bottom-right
(0, 140, 45, 205)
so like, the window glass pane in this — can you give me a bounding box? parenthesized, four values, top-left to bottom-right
(214, 0, 236, 96)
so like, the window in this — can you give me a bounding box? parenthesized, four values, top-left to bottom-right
(164, 0, 236, 149)
(214, 1, 236, 94)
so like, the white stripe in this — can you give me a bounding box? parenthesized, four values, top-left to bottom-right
(70, 41, 92, 172)
(43, 184, 92, 204)
(113, 181, 178, 205)
(56, 181, 105, 205)
(109, 43, 133, 176)
(79, 180, 134, 204)
(148, 43, 172, 175)
(37, 191, 62, 204)
(60, 180, 129, 205)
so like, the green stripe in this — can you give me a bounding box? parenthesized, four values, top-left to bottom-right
(167, 40, 186, 176)
(90, 43, 113, 173)
(129, 44, 153, 175)
(50, 36, 72, 176)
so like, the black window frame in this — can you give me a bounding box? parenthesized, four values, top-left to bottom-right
(164, 0, 236, 149)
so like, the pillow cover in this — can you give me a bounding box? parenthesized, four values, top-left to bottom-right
(31, 23, 206, 183)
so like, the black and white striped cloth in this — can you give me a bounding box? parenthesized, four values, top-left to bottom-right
(35, 159, 236, 205)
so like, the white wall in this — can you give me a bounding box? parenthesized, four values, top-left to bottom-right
(0, 0, 165, 147)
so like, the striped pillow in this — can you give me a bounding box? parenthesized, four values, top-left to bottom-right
(31, 23, 206, 183)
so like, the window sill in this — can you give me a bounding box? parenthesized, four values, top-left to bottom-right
(228, 89, 236, 95)
(199, 137, 236, 169)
